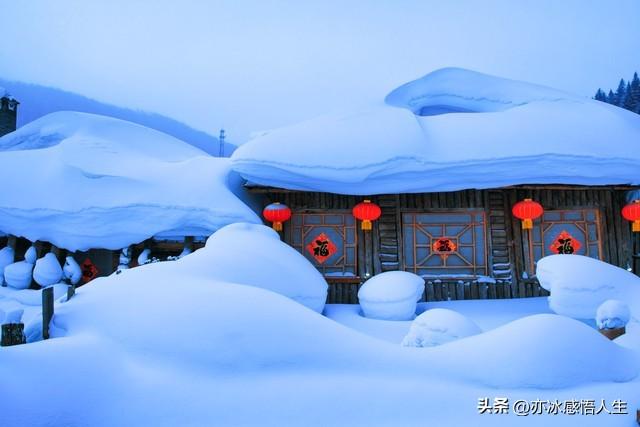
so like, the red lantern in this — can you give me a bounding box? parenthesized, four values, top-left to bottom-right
(263, 202, 291, 231)
(352, 200, 381, 231)
(622, 200, 640, 232)
(512, 198, 544, 230)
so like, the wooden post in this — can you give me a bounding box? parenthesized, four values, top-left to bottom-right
(66, 284, 75, 301)
(1, 323, 25, 346)
(42, 286, 54, 340)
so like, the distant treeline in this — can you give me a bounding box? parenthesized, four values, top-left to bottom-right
(594, 72, 640, 114)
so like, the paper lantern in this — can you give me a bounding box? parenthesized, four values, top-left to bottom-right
(622, 200, 640, 232)
(512, 198, 544, 230)
(263, 202, 292, 231)
(352, 200, 381, 231)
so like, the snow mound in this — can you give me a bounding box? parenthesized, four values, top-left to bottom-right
(596, 300, 631, 330)
(0, 246, 14, 285)
(537, 255, 640, 320)
(401, 308, 481, 347)
(428, 314, 639, 388)
(63, 256, 81, 285)
(4, 246, 36, 289)
(231, 68, 640, 194)
(33, 253, 63, 287)
(179, 222, 328, 312)
(358, 271, 424, 320)
(0, 112, 260, 250)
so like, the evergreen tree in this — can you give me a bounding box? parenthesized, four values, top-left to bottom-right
(623, 81, 635, 110)
(626, 72, 640, 112)
(594, 88, 606, 101)
(607, 89, 615, 104)
(615, 78, 627, 106)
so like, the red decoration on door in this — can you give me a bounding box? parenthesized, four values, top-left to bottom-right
(549, 231, 582, 255)
(306, 232, 337, 264)
(432, 238, 457, 254)
(81, 258, 99, 283)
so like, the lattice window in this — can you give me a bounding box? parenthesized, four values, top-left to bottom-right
(530, 209, 602, 261)
(287, 212, 357, 277)
(402, 211, 488, 276)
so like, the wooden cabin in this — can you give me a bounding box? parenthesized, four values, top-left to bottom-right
(250, 184, 640, 304)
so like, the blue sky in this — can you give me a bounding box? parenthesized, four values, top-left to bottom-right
(1, 0, 639, 142)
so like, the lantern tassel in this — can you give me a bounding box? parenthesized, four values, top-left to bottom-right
(633, 220, 640, 233)
(361, 220, 372, 231)
(522, 218, 533, 230)
(273, 221, 283, 232)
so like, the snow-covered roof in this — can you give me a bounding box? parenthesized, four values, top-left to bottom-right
(0, 111, 260, 251)
(231, 68, 640, 195)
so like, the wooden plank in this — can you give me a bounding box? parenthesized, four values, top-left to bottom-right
(42, 287, 54, 340)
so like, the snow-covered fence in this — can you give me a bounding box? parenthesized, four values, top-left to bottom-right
(326, 277, 548, 304)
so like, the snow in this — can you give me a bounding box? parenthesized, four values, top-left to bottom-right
(0, 249, 638, 426)
(4, 246, 36, 289)
(231, 68, 640, 194)
(180, 223, 328, 312)
(357, 271, 424, 320)
(33, 252, 63, 287)
(537, 255, 640, 320)
(596, 300, 631, 330)
(401, 308, 482, 347)
(0, 245, 14, 285)
(63, 256, 81, 285)
(0, 111, 260, 251)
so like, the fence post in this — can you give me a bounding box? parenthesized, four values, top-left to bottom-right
(67, 284, 75, 301)
(42, 287, 54, 340)
(1, 323, 25, 346)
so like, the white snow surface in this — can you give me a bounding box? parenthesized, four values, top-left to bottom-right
(184, 223, 328, 312)
(0, 111, 260, 251)
(33, 253, 63, 287)
(358, 271, 424, 320)
(231, 68, 640, 194)
(0, 246, 14, 285)
(401, 308, 482, 347)
(537, 255, 640, 320)
(0, 250, 638, 426)
(597, 300, 631, 330)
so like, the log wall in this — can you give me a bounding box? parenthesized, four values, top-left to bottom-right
(260, 186, 638, 304)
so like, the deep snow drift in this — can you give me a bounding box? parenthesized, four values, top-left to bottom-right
(0, 230, 638, 425)
(537, 255, 640, 320)
(180, 223, 328, 312)
(0, 112, 260, 250)
(231, 68, 640, 194)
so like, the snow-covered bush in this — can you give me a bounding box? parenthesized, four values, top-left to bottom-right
(4, 246, 37, 289)
(33, 253, 63, 287)
(596, 300, 630, 330)
(0, 246, 15, 285)
(357, 271, 424, 320)
(179, 223, 328, 313)
(63, 256, 82, 285)
(401, 308, 481, 347)
(537, 254, 640, 320)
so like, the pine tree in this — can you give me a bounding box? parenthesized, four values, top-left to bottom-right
(607, 89, 615, 104)
(623, 81, 635, 110)
(626, 72, 640, 112)
(594, 88, 606, 101)
(615, 78, 627, 106)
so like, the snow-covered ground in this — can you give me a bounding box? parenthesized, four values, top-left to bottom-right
(231, 68, 640, 194)
(1, 225, 638, 427)
(0, 111, 260, 251)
